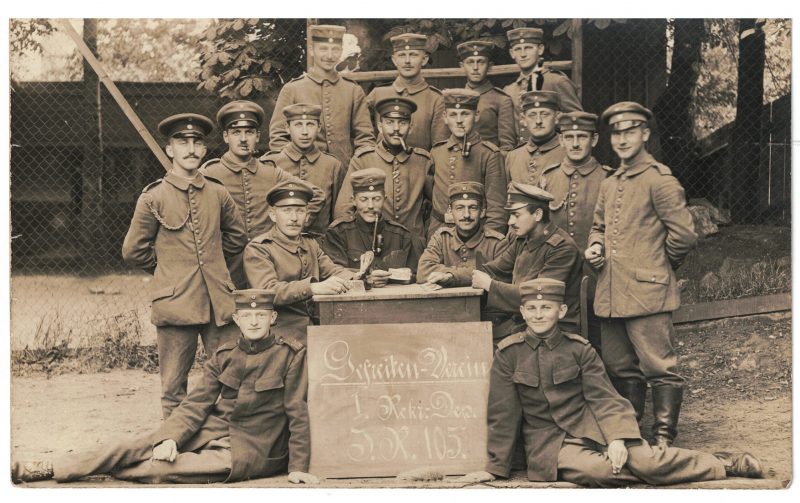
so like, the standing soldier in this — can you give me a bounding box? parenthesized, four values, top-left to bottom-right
(505, 90, 565, 186)
(268, 24, 375, 164)
(122, 113, 248, 419)
(587, 102, 698, 447)
(367, 33, 448, 151)
(325, 168, 421, 285)
(201, 100, 325, 288)
(457, 40, 516, 153)
(540, 111, 611, 351)
(504, 27, 582, 144)
(429, 89, 508, 237)
(334, 97, 433, 247)
(261, 103, 347, 238)
(243, 180, 355, 342)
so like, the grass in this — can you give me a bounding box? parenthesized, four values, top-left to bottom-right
(680, 258, 792, 304)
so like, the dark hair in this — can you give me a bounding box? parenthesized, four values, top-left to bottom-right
(523, 201, 550, 222)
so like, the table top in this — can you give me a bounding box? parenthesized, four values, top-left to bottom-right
(313, 284, 483, 303)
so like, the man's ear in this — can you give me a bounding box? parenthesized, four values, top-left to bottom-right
(165, 143, 174, 159)
(270, 311, 278, 326)
(268, 209, 277, 223)
(422, 54, 430, 67)
(536, 44, 546, 58)
(534, 207, 544, 222)
(591, 133, 599, 148)
(231, 312, 240, 327)
(479, 208, 487, 219)
(642, 127, 651, 142)
(557, 303, 568, 320)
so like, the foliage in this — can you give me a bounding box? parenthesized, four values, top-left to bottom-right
(9, 18, 55, 56)
(196, 18, 307, 100)
(681, 258, 791, 304)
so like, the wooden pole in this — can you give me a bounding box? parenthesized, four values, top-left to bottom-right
(58, 19, 172, 172)
(342, 61, 573, 83)
(571, 19, 583, 101)
(307, 18, 318, 72)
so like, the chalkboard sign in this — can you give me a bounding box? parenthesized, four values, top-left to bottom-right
(307, 322, 493, 478)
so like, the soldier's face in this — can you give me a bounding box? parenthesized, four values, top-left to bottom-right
(166, 137, 206, 172)
(444, 109, 477, 138)
(460, 56, 490, 84)
(510, 43, 545, 71)
(391, 50, 428, 78)
(524, 108, 557, 140)
(353, 192, 385, 223)
(560, 130, 598, 163)
(223, 127, 259, 158)
(378, 117, 411, 146)
(313, 41, 343, 72)
(288, 119, 319, 150)
(451, 199, 484, 233)
(508, 206, 541, 236)
(269, 204, 308, 238)
(232, 309, 278, 341)
(610, 125, 650, 161)
(520, 299, 567, 335)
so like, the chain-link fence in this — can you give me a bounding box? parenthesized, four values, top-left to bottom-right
(9, 18, 791, 350)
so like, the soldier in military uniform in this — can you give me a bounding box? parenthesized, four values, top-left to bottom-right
(504, 27, 582, 144)
(367, 33, 448, 151)
(471, 183, 582, 339)
(12, 290, 319, 485)
(201, 100, 325, 288)
(457, 40, 516, 153)
(243, 180, 355, 342)
(459, 278, 763, 486)
(586, 102, 698, 448)
(261, 103, 347, 238)
(122, 113, 248, 419)
(324, 168, 421, 285)
(539, 111, 611, 351)
(505, 90, 565, 186)
(429, 89, 508, 238)
(268, 24, 375, 164)
(334, 97, 433, 247)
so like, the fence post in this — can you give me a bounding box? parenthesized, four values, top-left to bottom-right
(571, 19, 583, 101)
(307, 18, 318, 72)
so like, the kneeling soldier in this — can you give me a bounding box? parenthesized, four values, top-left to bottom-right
(459, 278, 763, 486)
(12, 290, 318, 485)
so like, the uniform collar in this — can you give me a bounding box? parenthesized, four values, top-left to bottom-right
(446, 131, 482, 150)
(306, 67, 340, 84)
(377, 139, 410, 163)
(221, 151, 259, 174)
(515, 65, 542, 85)
(445, 224, 486, 251)
(614, 151, 656, 178)
(524, 221, 557, 249)
(264, 228, 308, 253)
(237, 334, 275, 354)
(524, 326, 564, 350)
(526, 133, 560, 153)
(466, 80, 493, 95)
(560, 156, 600, 177)
(392, 76, 429, 95)
(284, 142, 321, 163)
(164, 171, 205, 191)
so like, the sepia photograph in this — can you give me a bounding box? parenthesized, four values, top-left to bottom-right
(4, 10, 794, 496)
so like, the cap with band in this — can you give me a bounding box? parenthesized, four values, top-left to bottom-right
(234, 289, 275, 310)
(504, 181, 554, 210)
(266, 180, 315, 207)
(520, 278, 565, 302)
(448, 181, 485, 203)
(443, 88, 480, 110)
(557, 111, 599, 133)
(601, 101, 653, 131)
(282, 103, 322, 122)
(350, 167, 386, 193)
(520, 90, 561, 112)
(457, 40, 494, 60)
(374, 97, 417, 119)
(158, 113, 214, 139)
(309, 24, 345, 44)
(507, 27, 544, 47)
(390, 33, 429, 53)
(216, 100, 265, 130)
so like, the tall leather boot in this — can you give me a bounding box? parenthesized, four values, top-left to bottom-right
(651, 384, 683, 448)
(610, 377, 647, 423)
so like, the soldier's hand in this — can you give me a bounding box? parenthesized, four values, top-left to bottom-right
(455, 471, 495, 483)
(151, 439, 178, 463)
(471, 270, 492, 292)
(367, 269, 392, 288)
(426, 271, 453, 285)
(585, 244, 605, 269)
(607, 439, 629, 474)
(311, 276, 351, 295)
(288, 471, 320, 484)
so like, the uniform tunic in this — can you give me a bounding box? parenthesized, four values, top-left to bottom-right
(334, 141, 433, 244)
(53, 331, 310, 483)
(260, 143, 346, 237)
(122, 171, 248, 327)
(503, 68, 582, 144)
(505, 134, 565, 187)
(367, 77, 448, 151)
(323, 214, 421, 273)
(268, 68, 375, 163)
(416, 224, 509, 287)
(467, 80, 516, 152)
(429, 133, 508, 235)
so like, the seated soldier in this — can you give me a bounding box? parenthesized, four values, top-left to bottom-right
(244, 180, 355, 342)
(12, 289, 318, 485)
(324, 167, 421, 287)
(460, 278, 763, 487)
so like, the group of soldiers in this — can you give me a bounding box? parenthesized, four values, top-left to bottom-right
(12, 24, 765, 487)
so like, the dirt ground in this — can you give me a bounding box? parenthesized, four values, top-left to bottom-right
(10, 314, 791, 489)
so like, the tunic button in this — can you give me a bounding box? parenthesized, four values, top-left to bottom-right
(618, 187, 624, 192)
(651, 276, 657, 281)
(395, 206, 400, 211)
(612, 250, 617, 254)
(573, 174, 578, 179)
(449, 175, 455, 179)
(198, 250, 203, 255)
(247, 219, 251, 223)
(462, 257, 468, 262)
(570, 202, 576, 207)
(199, 261, 204, 265)
(570, 193, 576, 198)
(569, 222, 575, 226)
(569, 211, 575, 216)
(571, 183, 577, 188)
(194, 229, 200, 234)
(569, 232, 574, 236)
(395, 196, 401, 201)
(396, 187, 401, 192)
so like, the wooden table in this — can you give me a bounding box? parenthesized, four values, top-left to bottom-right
(313, 284, 483, 325)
